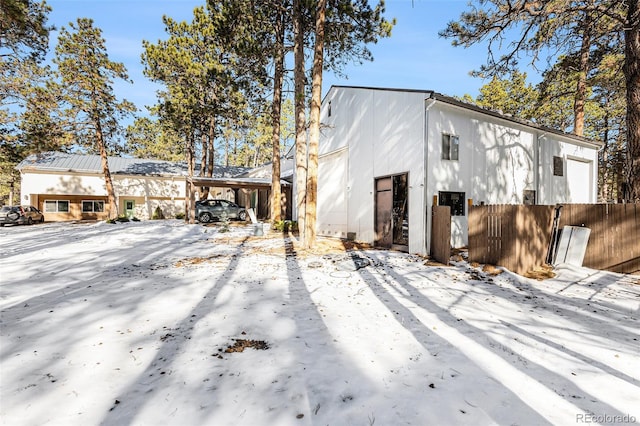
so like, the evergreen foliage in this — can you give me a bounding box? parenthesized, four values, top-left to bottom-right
(441, 0, 640, 201)
(53, 18, 136, 219)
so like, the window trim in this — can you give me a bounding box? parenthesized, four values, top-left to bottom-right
(44, 200, 70, 213)
(441, 133, 460, 161)
(82, 200, 105, 213)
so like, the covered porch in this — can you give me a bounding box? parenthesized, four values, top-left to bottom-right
(187, 176, 292, 221)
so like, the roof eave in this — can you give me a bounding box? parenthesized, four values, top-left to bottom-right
(429, 93, 604, 149)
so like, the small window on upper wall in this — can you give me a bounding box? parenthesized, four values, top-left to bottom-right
(442, 134, 459, 161)
(553, 156, 564, 176)
(439, 191, 465, 216)
(523, 190, 536, 205)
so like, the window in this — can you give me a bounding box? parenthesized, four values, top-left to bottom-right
(44, 200, 69, 213)
(523, 190, 536, 205)
(82, 200, 105, 213)
(439, 191, 465, 216)
(442, 134, 459, 161)
(553, 156, 564, 176)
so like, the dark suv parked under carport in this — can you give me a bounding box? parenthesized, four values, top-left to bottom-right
(195, 199, 247, 223)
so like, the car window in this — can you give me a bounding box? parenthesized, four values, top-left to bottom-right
(0, 206, 10, 212)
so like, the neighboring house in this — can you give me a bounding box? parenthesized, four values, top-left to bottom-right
(235, 154, 295, 220)
(316, 86, 602, 254)
(17, 151, 288, 221)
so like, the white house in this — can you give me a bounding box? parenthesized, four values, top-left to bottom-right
(316, 86, 602, 254)
(17, 152, 289, 221)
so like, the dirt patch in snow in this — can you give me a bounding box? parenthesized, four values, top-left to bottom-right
(524, 264, 556, 280)
(174, 254, 232, 267)
(223, 339, 270, 353)
(216, 232, 374, 259)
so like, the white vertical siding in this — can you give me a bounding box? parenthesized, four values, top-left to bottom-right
(427, 103, 537, 247)
(318, 86, 601, 255)
(537, 136, 597, 204)
(318, 87, 428, 253)
(317, 149, 349, 237)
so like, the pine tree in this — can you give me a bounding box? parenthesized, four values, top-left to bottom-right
(0, 0, 52, 203)
(293, 0, 394, 247)
(54, 18, 136, 219)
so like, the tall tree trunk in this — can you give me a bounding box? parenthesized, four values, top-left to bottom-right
(200, 132, 207, 177)
(96, 120, 118, 220)
(574, 14, 591, 137)
(199, 130, 209, 200)
(186, 130, 196, 223)
(599, 110, 610, 202)
(624, 0, 640, 202)
(224, 127, 230, 167)
(305, 0, 326, 249)
(270, 7, 285, 223)
(293, 0, 307, 242)
(207, 116, 215, 179)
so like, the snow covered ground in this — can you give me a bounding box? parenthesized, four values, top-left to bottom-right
(1, 220, 638, 426)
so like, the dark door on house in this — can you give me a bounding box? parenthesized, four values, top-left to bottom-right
(375, 173, 409, 250)
(375, 177, 393, 247)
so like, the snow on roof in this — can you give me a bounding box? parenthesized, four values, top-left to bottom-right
(16, 151, 251, 178)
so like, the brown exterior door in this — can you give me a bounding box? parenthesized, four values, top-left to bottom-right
(375, 173, 410, 250)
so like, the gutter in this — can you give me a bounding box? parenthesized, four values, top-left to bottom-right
(430, 93, 603, 150)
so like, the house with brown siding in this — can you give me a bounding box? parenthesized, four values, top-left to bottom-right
(16, 151, 287, 221)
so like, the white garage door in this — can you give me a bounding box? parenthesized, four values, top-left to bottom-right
(566, 159, 593, 203)
(317, 151, 348, 236)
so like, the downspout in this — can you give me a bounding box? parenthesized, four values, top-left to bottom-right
(424, 94, 437, 254)
(536, 132, 546, 204)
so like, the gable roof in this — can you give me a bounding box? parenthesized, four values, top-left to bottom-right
(237, 156, 295, 182)
(327, 85, 603, 149)
(17, 152, 251, 178)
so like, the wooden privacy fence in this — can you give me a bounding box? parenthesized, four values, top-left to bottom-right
(468, 203, 640, 275)
(468, 205, 553, 275)
(431, 205, 451, 265)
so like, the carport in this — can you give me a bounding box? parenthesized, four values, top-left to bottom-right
(187, 176, 292, 221)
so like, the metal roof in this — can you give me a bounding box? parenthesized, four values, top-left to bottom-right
(188, 176, 291, 189)
(17, 152, 251, 178)
(237, 156, 295, 181)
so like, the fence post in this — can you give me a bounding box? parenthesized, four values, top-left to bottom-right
(430, 205, 451, 265)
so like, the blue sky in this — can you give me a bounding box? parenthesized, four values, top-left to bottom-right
(45, 0, 516, 116)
